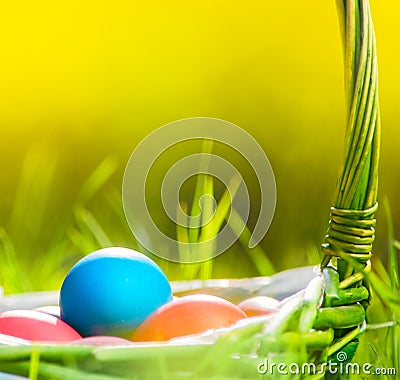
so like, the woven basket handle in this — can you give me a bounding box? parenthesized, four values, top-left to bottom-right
(317, 0, 380, 364)
(322, 0, 380, 278)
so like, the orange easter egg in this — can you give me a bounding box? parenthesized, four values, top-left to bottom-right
(132, 294, 246, 341)
(237, 296, 279, 317)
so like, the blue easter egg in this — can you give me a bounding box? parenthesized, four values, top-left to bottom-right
(60, 247, 172, 338)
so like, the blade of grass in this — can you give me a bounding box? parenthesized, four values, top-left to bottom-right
(77, 156, 119, 206)
(199, 174, 242, 241)
(372, 256, 391, 285)
(199, 175, 215, 280)
(306, 244, 322, 266)
(383, 197, 400, 373)
(384, 198, 400, 292)
(74, 207, 113, 248)
(30, 240, 75, 291)
(8, 146, 57, 242)
(226, 207, 275, 276)
(179, 174, 242, 280)
(28, 348, 39, 380)
(68, 227, 98, 255)
(177, 202, 199, 279)
(177, 202, 189, 260)
(188, 140, 213, 244)
(188, 172, 205, 244)
(0, 228, 30, 294)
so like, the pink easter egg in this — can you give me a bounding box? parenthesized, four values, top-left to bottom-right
(70, 335, 132, 346)
(0, 310, 81, 342)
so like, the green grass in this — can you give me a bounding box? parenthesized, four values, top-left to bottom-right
(0, 127, 397, 380)
(0, 160, 399, 379)
(351, 198, 399, 378)
(0, 156, 121, 294)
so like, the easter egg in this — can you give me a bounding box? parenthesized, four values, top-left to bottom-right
(0, 310, 81, 342)
(60, 247, 172, 338)
(237, 296, 279, 317)
(70, 336, 132, 346)
(132, 294, 247, 341)
(34, 305, 61, 318)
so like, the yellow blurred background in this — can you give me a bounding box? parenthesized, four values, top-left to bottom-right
(0, 1, 399, 289)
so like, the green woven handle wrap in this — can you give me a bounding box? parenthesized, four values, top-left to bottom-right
(320, 0, 380, 358)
